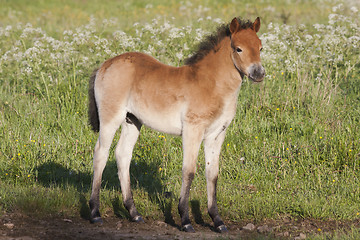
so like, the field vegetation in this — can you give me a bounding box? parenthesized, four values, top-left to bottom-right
(0, 0, 359, 239)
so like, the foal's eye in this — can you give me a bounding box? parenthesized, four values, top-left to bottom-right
(260, 47, 263, 51)
(236, 47, 242, 53)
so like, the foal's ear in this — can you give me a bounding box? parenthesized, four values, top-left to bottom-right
(230, 17, 239, 34)
(253, 17, 261, 33)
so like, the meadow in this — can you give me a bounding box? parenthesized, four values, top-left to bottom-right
(0, 0, 359, 238)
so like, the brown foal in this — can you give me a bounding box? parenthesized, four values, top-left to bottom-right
(88, 17, 265, 233)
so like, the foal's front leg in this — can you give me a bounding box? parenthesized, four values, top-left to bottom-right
(204, 129, 228, 232)
(178, 124, 204, 232)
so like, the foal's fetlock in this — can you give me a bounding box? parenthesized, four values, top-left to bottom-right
(89, 199, 103, 224)
(132, 215, 145, 223)
(89, 208, 103, 224)
(216, 224, 228, 233)
(124, 199, 144, 223)
(182, 224, 195, 233)
(180, 216, 195, 232)
(212, 215, 228, 233)
(90, 216, 103, 224)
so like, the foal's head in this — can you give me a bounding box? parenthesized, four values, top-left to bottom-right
(229, 17, 265, 82)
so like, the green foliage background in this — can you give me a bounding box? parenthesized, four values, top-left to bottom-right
(0, 0, 359, 232)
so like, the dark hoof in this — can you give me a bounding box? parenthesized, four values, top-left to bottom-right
(216, 224, 228, 233)
(90, 217, 103, 224)
(182, 224, 195, 233)
(133, 216, 145, 223)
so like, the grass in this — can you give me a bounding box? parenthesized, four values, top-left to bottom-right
(0, 0, 337, 31)
(0, 0, 360, 239)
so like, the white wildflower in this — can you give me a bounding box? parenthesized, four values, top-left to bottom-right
(16, 23, 23, 30)
(305, 34, 313, 41)
(335, 54, 343, 63)
(144, 23, 155, 34)
(4, 25, 12, 37)
(185, 25, 192, 34)
(183, 43, 190, 51)
(176, 52, 183, 61)
(213, 18, 223, 24)
(104, 49, 113, 55)
(24, 66, 32, 74)
(350, 6, 358, 13)
(332, 4, 343, 12)
(195, 28, 207, 42)
(1, 53, 9, 61)
(169, 28, 184, 39)
(163, 21, 172, 31)
(147, 45, 155, 53)
(152, 18, 159, 26)
(155, 40, 163, 46)
(63, 30, 73, 36)
(313, 24, 324, 31)
(328, 14, 337, 25)
(349, 36, 360, 45)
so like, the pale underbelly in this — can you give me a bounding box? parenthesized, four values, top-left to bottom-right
(128, 106, 183, 136)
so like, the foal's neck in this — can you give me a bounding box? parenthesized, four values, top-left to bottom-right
(190, 37, 243, 93)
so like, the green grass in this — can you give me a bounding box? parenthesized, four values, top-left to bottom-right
(0, 0, 360, 239)
(0, 0, 337, 32)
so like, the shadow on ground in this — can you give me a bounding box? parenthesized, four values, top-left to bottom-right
(35, 158, 204, 230)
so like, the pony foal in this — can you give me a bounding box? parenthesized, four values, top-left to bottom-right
(88, 17, 265, 233)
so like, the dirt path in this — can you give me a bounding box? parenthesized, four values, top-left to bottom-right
(1, 213, 359, 239)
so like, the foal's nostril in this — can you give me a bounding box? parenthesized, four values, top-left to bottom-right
(260, 66, 265, 78)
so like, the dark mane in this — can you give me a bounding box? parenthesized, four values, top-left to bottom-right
(184, 18, 254, 66)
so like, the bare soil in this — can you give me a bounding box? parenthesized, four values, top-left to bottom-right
(1, 212, 359, 240)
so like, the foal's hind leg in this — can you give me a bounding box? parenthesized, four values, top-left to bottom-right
(89, 117, 124, 224)
(178, 124, 204, 232)
(115, 115, 143, 222)
(204, 129, 228, 233)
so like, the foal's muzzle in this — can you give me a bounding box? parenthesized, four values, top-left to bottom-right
(247, 64, 265, 82)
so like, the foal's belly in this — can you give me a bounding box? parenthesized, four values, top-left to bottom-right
(129, 104, 183, 136)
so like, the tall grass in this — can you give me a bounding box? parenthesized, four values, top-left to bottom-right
(0, 0, 359, 235)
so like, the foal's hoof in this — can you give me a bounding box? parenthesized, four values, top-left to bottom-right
(182, 224, 195, 233)
(216, 224, 228, 233)
(90, 217, 103, 225)
(133, 215, 145, 223)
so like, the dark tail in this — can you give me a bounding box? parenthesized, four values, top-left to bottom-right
(88, 69, 100, 132)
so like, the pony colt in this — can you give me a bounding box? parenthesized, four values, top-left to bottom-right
(88, 17, 265, 233)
